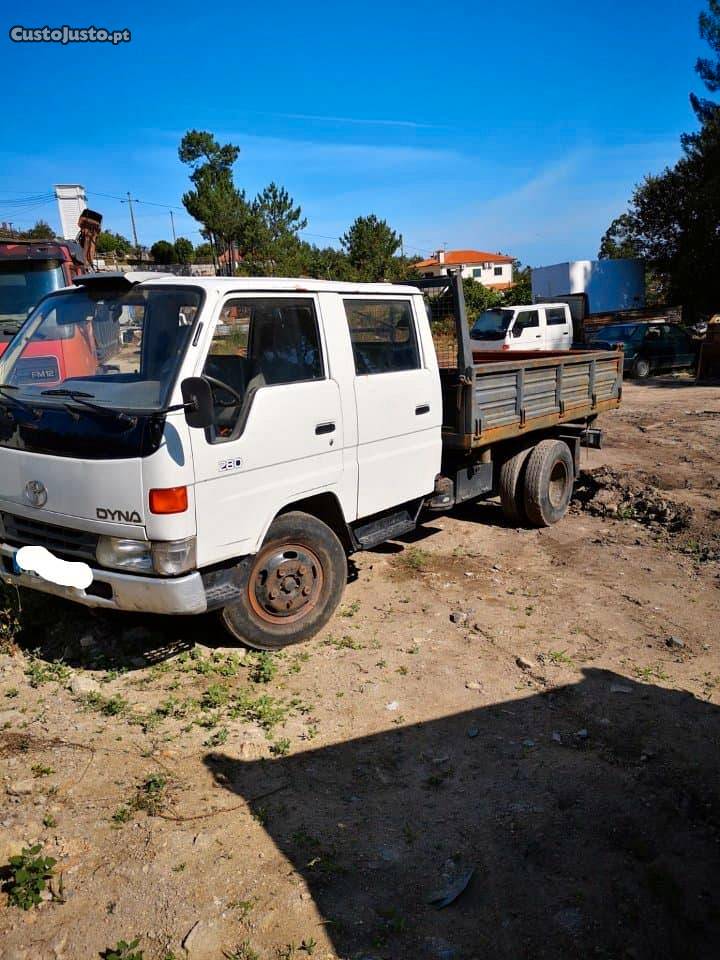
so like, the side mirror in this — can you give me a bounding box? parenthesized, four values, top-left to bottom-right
(181, 376, 214, 429)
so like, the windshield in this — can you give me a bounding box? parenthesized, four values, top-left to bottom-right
(592, 324, 644, 344)
(470, 308, 515, 341)
(0, 285, 201, 409)
(0, 261, 65, 334)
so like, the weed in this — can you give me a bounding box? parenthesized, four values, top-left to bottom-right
(81, 692, 129, 717)
(223, 943, 259, 960)
(31, 763, 54, 778)
(398, 547, 430, 572)
(396, 665, 408, 676)
(402, 823, 416, 845)
(547, 649, 575, 667)
(251, 804, 269, 826)
(42, 813, 57, 828)
(5, 687, 19, 698)
(248, 652, 278, 684)
(288, 651, 310, 674)
(339, 600, 360, 618)
(277, 945, 297, 960)
(634, 662, 670, 682)
(270, 737, 291, 757)
(111, 806, 132, 825)
(201, 683, 230, 710)
(227, 689, 289, 732)
(376, 659, 387, 668)
(25, 659, 70, 688)
(172, 862, 186, 873)
(131, 774, 169, 816)
(6, 843, 56, 910)
(228, 897, 257, 919)
(300, 939, 317, 955)
(325, 634, 364, 651)
(100, 940, 144, 960)
(205, 727, 229, 747)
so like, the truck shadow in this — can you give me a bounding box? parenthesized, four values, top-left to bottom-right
(205, 668, 719, 960)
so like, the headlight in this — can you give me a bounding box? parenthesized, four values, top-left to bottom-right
(96, 536, 153, 573)
(96, 536, 196, 576)
(151, 537, 196, 576)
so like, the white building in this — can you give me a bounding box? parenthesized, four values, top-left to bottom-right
(415, 249, 515, 290)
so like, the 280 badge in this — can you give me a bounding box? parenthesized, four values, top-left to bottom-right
(218, 457, 243, 473)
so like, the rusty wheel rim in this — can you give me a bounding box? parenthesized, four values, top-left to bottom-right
(248, 543, 324, 624)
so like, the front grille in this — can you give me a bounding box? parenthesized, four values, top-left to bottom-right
(2, 513, 99, 562)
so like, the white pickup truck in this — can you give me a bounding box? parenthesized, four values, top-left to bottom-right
(0, 273, 621, 648)
(470, 302, 573, 351)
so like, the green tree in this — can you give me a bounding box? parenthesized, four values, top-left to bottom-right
(691, 0, 720, 122)
(598, 1, 720, 317)
(150, 240, 175, 264)
(96, 231, 133, 256)
(179, 129, 249, 273)
(503, 262, 532, 305)
(194, 241, 214, 262)
(174, 237, 194, 263)
(598, 214, 642, 260)
(341, 214, 400, 280)
(22, 220, 55, 240)
(461, 275, 504, 322)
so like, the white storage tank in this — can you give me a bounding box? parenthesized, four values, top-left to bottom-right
(531, 259, 645, 314)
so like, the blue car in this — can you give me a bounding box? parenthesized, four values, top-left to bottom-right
(587, 322, 699, 379)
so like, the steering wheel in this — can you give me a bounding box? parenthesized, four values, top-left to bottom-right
(203, 375, 244, 408)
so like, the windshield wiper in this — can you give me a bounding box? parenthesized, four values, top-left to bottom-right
(40, 388, 137, 426)
(0, 383, 42, 419)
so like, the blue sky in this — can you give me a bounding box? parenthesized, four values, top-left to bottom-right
(0, 0, 707, 265)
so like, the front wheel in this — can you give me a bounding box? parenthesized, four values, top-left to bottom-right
(222, 511, 347, 650)
(633, 356, 651, 379)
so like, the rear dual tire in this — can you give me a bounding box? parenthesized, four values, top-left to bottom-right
(499, 439, 574, 528)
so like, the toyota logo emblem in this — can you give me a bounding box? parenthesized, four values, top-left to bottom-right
(24, 480, 48, 508)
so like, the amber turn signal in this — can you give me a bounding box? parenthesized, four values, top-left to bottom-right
(149, 486, 188, 514)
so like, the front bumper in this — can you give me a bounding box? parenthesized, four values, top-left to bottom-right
(0, 543, 208, 615)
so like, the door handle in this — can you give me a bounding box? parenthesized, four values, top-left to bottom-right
(415, 404, 430, 415)
(315, 421, 335, 435)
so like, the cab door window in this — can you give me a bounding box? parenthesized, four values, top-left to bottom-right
(202, 297, 324, 441)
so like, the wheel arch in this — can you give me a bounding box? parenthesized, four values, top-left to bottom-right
(275, 492, 354, 553)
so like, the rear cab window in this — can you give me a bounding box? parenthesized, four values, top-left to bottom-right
(343, 299, 420, 374)
(545, 307, 568, 326)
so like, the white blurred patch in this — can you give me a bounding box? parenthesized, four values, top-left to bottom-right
(16, 545, 93, 590)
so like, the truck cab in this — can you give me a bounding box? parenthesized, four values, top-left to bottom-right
(469, 302, 573, 351)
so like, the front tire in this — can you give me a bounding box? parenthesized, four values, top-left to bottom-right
(633, 356, 651, 379)
(222, 511, 347, 650)
(523, 439, 574, 527)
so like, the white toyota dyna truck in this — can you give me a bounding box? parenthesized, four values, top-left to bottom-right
(0, 272, 622, 649)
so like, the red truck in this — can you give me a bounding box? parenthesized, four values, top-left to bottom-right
(0, 209, 102, 384)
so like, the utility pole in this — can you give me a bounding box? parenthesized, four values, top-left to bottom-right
(169, 210, 177, 244)
(126, 192, 140, 261)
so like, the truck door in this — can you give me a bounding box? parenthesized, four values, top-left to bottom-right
(509, 308, 543, 350)
(342, 296, 442, 518)
(188, 295, 345, 567)
(544, 306, 572, 350)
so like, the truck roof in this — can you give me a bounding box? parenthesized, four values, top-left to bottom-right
(73, 272, 420, 296)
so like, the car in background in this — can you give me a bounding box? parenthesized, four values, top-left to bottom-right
(587, 322, 699, 378)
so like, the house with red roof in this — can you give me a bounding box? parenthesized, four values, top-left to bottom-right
(414, 249, 515, 290)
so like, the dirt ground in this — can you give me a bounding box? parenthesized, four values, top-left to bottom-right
(1, 377, 719, 960)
